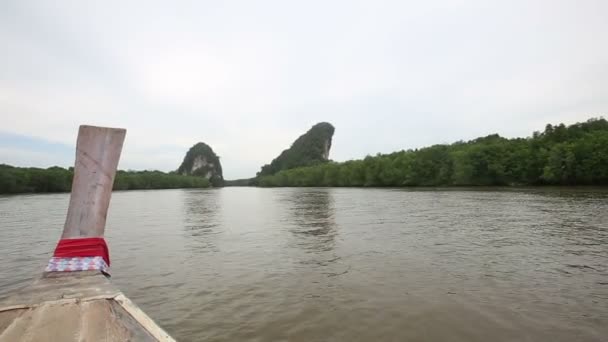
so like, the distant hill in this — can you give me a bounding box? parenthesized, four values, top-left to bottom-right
(257, 122, 335, 177)
(257, 117, 608, 187)
(177, 142, 223, 186)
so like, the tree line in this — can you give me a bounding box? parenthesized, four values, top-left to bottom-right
(257, 118, 608, 187)
(0, 165, 210, 194)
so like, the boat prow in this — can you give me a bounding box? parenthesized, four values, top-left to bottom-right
(0, 126, 175, 341)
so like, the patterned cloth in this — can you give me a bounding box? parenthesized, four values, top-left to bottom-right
(45, 256, 109, 273)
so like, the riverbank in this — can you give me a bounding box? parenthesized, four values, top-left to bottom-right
(0, 164, 210, 194)
(257, 118, 608, 187)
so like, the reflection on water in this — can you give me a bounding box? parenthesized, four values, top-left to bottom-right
(284, 189, 336, 251)
(183, 190, 221, 252)
(0, 187, 607, 341)
(281, 189, 347, 278)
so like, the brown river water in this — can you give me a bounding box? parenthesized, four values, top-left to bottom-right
(0, 187, 607, 341)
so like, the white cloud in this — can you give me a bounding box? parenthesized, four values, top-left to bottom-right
(0, 146, 72, 168)
(1, 0, 607, 178)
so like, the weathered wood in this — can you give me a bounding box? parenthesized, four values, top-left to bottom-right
(79, 300, 151, 341)
(114, 294, 176, 342)
(0, 271, 120, 312)
(62, 125, 126, 239)
(0, 270, 173, 341)
(0, 309, 25, 337)
(0, 299, 160, 341)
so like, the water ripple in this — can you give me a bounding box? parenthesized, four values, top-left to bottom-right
(0, 188, 607, 341)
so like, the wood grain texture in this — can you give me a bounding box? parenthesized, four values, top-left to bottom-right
(0, 271, 120, 312)
(62, 125, 126, 239)
(114, 294, 176, 342)
(0, 299, 159, 341)
(0, 309, 25, 337)
(0, 271, 168, 341)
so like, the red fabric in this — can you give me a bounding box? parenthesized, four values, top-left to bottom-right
(53, 237, 110, 266)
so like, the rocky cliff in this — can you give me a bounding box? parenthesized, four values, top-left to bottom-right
(257, 122, 335, 176)
(177, 142, 223, 186)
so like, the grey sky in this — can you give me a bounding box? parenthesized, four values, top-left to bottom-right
(1, 0, 606, 179)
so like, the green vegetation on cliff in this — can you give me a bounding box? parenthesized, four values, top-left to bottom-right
(258, 118, 608, 187)
(177, 142, 223, 187)
(257, 122, 335, 177)
(0, 165, 209, 194)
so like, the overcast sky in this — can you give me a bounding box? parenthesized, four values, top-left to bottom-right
(1, 0, 606, 179)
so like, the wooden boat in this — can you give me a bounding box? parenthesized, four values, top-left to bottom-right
(0, 126, 175, 341)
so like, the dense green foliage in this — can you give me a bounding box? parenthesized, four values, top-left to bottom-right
(0, 165, 73, 193)
(114, 170, 210, 190)
(0, 165, 210, 194)
(177, 142, 223, 186)
(258, 118, 608, 187)
(257, 122, 335, 176)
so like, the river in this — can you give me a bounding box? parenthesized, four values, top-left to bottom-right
(0, 187, 607, 341)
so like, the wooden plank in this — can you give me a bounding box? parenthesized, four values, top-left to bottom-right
(0, 308, 33, 342)
(62, 125, 126, 238)
(0, 299, 158, 341)
(26, 300, 81, 341)
(108, 299, 159, 341)
(0, 309, 25, 337)
(77, 300, 133, 341)
(0, 271, 120, 311)
(114, 294, 176, 342)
